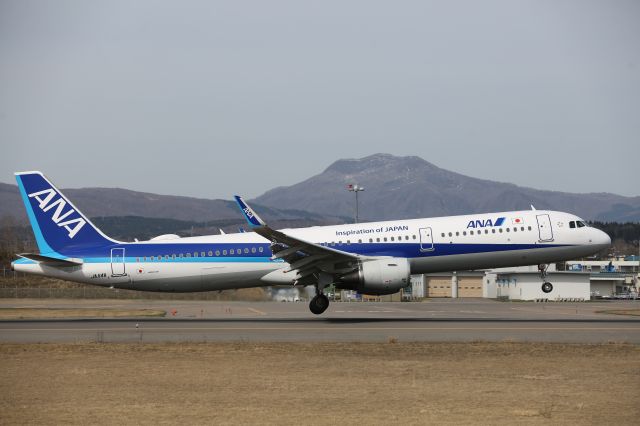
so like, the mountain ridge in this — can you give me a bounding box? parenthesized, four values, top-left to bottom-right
(254, 154, 640, 222)
(2, 154, 638, 224)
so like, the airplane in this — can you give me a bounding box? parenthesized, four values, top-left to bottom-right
(11, 171, 611, 314)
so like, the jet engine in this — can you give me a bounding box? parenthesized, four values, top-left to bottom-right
(338, 258, 410, 295)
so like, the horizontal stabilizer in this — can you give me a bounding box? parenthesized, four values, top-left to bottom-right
(18, 253, 83, 266)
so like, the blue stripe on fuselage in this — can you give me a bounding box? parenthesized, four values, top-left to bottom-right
(19, 241, 568, 264)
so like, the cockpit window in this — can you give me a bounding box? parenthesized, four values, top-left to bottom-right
(569, 221, 576, 229)
(577, 221, 586, 228)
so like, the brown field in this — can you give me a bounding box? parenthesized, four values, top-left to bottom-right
(1, 343, 638, 425)
(0, 308, 166, 319)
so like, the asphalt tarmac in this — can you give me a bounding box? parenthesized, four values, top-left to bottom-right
(1, 299, 638, 343)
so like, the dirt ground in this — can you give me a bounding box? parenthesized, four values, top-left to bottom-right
(1, 342, 638, 425)
(0, 308, 166, 319)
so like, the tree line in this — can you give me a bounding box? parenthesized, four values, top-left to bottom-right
(1, 215, 638, 268)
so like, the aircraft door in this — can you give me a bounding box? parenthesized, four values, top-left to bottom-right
(419, 227, 434, 251)
(111, 248, 126, 276)
(536, 214, 554, 242)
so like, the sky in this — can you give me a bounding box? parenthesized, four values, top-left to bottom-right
(0, 0, 638, 199)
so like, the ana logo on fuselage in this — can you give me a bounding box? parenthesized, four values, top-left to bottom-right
(467, 217, 505, 229)
(28, 188, 86, 238)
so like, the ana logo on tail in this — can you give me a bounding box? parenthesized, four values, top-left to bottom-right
(28, 188, 86, 238)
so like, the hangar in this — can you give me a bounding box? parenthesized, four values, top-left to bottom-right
(409, 272, 485, 298)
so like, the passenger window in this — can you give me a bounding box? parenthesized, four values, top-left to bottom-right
(244, 248, 249, 254)
(259, 247, 263, 253)
(513, 227, 517, 232)
(569, 221, 575, 228)
(358, 239, 362, 244)
(376, 238, 380, 242)
(462, 231, 466, 236)
(383, 237, 388, 242)
(528, 226, 532, 231)
(194, 252, 199, 257)
(521, 227, 525, 231)
(230, 249, 234, 255)
(405, 236, 409, 240)
(165, 255, 169, 260)
(448, 232, 452, 237)
(455, 232, 459, 236)
(390, 237, 394, 241)
(412, 235, 416, 240)
(347, 240, 351, 245)
(492, 229, 496, 233)
(506, 228, 510, 232)
(208, 251, 213, 256)
(151, 256, 155, 261)
(470, 230, 473, 235)
(338, 241, 342, 245)
(216, 250, 220, 256)
(441, 233, 445, 237)
(143, 256, 147, 261)
(369, 238, 373, 243)
(179, 254, 183, 258)
(222, 250, 227, 255)
(200, 252, 205, 257)
(251, 247, 256, 254)
(136, 257, 140, 262)
(499, 229, 503, 233)
(186, 253, 191, 258)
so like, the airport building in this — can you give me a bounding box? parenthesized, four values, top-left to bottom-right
(408, 258, 639, 301)
(564, 256, 639, 298)
(485, 271, 591, 301)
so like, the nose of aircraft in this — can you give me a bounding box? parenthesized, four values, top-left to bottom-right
(592, 228, 611, 247)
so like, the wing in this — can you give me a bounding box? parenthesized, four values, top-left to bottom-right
(234, 196, 362, 285)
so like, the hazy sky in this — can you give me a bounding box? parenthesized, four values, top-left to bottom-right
(1, 0, 638, 199)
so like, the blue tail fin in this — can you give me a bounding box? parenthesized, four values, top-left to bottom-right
(15, 171, 117, 256)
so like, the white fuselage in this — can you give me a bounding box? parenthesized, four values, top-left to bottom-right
(13, 210, 611, 292)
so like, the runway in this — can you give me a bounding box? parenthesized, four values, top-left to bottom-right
(1, 299, 639, 343)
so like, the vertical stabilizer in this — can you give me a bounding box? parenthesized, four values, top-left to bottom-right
(15, 171, 118, 256)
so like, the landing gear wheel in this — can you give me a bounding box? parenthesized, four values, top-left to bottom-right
(309, 294, 330, 315)
(542, 282, 553, 293)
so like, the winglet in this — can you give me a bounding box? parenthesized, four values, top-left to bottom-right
(234, 196, 267, 228)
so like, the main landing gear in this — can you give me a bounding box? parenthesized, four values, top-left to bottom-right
(309, 273, 332, 315)
(539, 264, 553, 294)
(309, 293, 329, 315)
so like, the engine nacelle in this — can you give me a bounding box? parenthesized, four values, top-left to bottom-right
(339, 258, 411, 295)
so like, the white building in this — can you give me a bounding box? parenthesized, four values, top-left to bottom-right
(486, 271, 590, 301)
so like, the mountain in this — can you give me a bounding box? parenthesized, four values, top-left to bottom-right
(254, 154, 640, 222)
(0, 182, 347, 229)
(2, 155, 638, 228)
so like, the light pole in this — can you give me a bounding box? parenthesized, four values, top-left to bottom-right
(347, 184, 364, 223)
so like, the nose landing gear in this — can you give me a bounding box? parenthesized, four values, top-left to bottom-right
(539, 264, 553, 293)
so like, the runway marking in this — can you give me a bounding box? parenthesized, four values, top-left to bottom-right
(247, 308, 267, 316)
(509, 306, 604, 318)
(2, 326, 638, 332)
